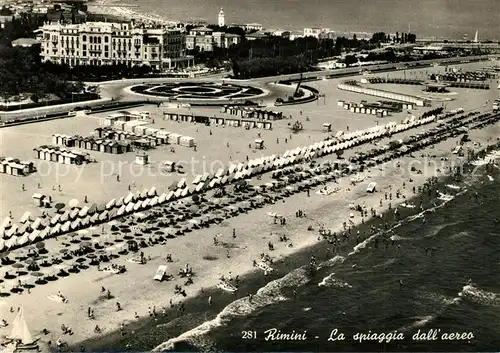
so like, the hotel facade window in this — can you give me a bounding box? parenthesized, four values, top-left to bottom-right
(39, 21, 193, 70)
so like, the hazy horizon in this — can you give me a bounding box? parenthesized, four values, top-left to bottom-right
(122, 0, 500, 40)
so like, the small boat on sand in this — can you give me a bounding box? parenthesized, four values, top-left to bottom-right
(400, 202, 416, 209)
(437, 193, 454, 201)
(126, 257, 145, 264)
(256, 261, 274, 273)
(471, 159, 488, 166)
(216, 281, 237, 293)
(2, 307, 39, 352)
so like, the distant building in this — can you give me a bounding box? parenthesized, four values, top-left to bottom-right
(289, 31, 304, 40)
(246, 30, 272, 41)
(186, 26, 214, 51)
(0, 14, 19, 29)
(38, 21, 193, 70)
(11, 38, 40, 48)
(218, 7, 225, 27)
(245, 23, 263, 32)
(303, 27, 332, 39)
(267, 29, 290, 39)
(187, 27, 241, 51)
(413, 45, 445, 54)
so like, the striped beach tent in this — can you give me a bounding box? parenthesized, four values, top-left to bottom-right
(89, 213, 99, 224)
(158, 193, 167, 204)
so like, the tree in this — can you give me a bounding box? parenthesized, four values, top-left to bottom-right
(0, 7, 13, 16)
(344, 55, 358, 66)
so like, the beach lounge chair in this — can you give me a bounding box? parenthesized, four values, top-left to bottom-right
(154, 265, 168, 281)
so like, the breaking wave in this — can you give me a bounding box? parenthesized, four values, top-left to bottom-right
(459, 285, 500, 307)
(400, 283, 482, 333)
(153, 267, 312, 352)
(153, 177, 478, 352)
(318, 273, 352, 288)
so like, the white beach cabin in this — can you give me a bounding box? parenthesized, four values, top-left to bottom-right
(366, 182, 377, 193)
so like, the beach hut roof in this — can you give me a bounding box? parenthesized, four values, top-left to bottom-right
(71, 219, 81, 229)
(147, 186, 157, 197)
(97, 203, 107, 212)
(177, 178, 187, 189)
(5, 237, 18, 248)
(125, 202, 134, 213)
(133, 200, 142, 211)
(59, 211, 69, 222)
(18, 223, 28, 235)
(192, 175, 202, 184)
(28, 229, 40, 242)
(90, 213, 99, 223)
(106, 198, 116, 209)
(98, 210, 108, 221)
(70, 208, 79, 220)
(50, 213, 61, 225)
(149, 196, 159, 206)
(124, 193, 134, 204)
(108, 208, 117, 219)
(79, 205, 89, 218)
(0, 217, 12, 230)
(140, 189, 148, 199)
(80, 216, 90, 226)
(31, 218, 41, 230)
(158, 193, 167, 204)
(116, 197, 124, 207)
(61, 220, 71, 232)
(38, 227, 49, 239)
(116, 205, 126, 216)
(50, 223, 61, 235)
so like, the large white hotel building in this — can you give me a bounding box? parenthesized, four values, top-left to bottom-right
(38, 21, 194, 70)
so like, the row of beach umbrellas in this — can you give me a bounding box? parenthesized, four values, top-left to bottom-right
(0, 114, 442, 252)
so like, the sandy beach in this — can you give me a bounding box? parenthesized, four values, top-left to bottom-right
(1, 112, 498, 352)
(87, 0, 177, 25)
(0, 62, 498, 351)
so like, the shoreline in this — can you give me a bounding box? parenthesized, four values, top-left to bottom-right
(0, 62, 496, 352)
(0, 111, 495, 351)
(70, 143, 500, 352)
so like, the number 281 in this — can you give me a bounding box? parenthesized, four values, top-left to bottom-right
(242, 330, 257, 339)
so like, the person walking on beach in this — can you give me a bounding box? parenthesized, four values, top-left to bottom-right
(208, 296, 212, 306)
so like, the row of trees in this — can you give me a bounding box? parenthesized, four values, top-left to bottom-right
(0, 46, 84, 101)
(232, 54, 316, 79)
(370, 31, 417, 45)
(0, 13, 47, 48)
(0, 13, 88, 101)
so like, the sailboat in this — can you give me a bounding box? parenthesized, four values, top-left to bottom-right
(5, 308, 38, 351)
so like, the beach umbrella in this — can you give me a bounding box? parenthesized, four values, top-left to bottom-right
(59, 249, 69, 254)
(12, 263, 24, 269)
(68, 199, 79, 209)
(35, 242, 46, 249)
(55, 203, 65, 211)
